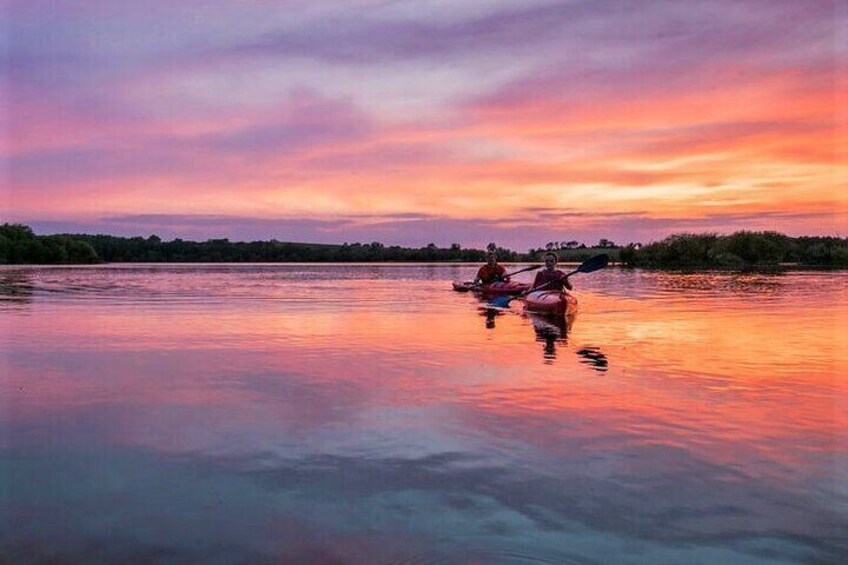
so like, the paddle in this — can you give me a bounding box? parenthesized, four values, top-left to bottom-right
(504, 264, 543, 278)
(465, 264, 542, 289)
(487, 254, 610, 308)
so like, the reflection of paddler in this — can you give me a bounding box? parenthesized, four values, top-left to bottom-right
(577, 347, 609, 372)
(527, 311, 572, 360)
(477, 305, 504, 329)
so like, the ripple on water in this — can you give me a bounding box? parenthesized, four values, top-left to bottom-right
(392, 543, 593, 565)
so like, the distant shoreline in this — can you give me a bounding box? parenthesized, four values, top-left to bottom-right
(2, 261, 845, 272)
(2, 223, 847, 268)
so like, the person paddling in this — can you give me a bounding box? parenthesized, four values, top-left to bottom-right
(530, 252, 573, 292)
(475, 251, 509, 285)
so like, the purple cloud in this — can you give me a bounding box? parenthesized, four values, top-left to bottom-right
(7, 92, 375, 187)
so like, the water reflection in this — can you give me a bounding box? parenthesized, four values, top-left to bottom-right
(473, 295, 612, 370)
(527, 312, 571, 362)
(477, 306, 505, 329)
(2, 265, 846, 563)
(576, 347, 609, 373)
(482, 308, 498, 329)
(0, 270, 34, 305)
(607, 269, 795, 303)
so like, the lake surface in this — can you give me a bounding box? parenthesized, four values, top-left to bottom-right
(1, 264, 846, 564)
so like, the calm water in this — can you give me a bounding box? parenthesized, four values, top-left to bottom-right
(1, 264, 846, 564)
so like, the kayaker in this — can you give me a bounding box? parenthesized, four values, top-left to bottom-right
(530, 252, 573, 292)
(475, 252, 509, 285)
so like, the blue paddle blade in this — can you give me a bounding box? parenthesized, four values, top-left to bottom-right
(488, 295, 514, 308)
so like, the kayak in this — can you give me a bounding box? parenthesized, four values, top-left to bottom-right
(452, 280, 476, 292)
(523, 290, 578, 317)
(452, 280, 530, 296)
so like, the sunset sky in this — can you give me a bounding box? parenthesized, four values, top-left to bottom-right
(5, 0, 846, 250)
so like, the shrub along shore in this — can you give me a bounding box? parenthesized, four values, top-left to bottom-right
(1, 223, 846, 268)
(619, 231, 847, 269)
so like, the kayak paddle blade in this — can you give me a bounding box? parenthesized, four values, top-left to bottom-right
(575, 253, 609, 274)
(488, 295, 514, 308)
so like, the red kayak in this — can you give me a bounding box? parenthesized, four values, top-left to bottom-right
(522, 290, 578, 317)
(452, 280, 530, 296)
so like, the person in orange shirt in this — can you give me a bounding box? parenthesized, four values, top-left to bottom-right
(475, 252, 509, 285)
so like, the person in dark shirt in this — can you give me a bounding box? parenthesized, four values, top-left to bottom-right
(475, 252, 509, 285)
(531, 252, 573, 292)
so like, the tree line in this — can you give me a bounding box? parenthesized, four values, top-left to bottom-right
(619, 231, 848, 268)
(2, 223, 845, 267)
(73, 235, 516, 263)
(0, 224, 525, 264)
(534, 238, 620, 252)
(0, 224, 99, 264)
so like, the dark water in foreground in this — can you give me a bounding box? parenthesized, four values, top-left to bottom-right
(1, 264, 846, 564)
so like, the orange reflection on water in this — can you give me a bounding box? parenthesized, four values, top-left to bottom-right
(4, 266, 846, 564)
(3, 272, 845, 473)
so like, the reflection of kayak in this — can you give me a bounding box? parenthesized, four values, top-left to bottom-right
(523, 290, 578, 317)
(527, 311, 569, 337)
(452, 280, 530, 296)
